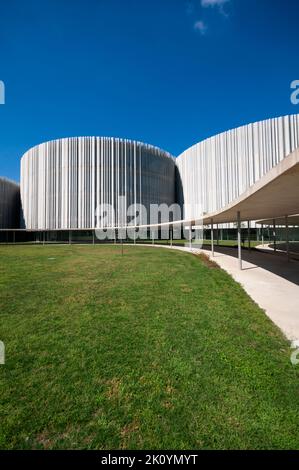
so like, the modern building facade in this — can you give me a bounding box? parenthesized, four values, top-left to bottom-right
(0, 115, 298, 233)
(176, 115, 299, 221)
(0, 177, 20, 229)
(20, 137, 175, 230)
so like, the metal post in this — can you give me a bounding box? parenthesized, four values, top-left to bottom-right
(273, 219, 276, 252)
(247, 221, 251, 251)
(237, 211, 242, 270)
(261, 224, 264, 246)
(285, 215, 290, 261)
(211, 219, 214, 257)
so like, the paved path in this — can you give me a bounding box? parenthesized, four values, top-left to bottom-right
(255, 243, 299, 260)
(141, 243, 299, 341)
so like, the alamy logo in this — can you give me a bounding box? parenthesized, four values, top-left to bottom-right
(0, 341, 5, 364)
(290, 80, 299, 105)
(0, 81, 5, 104)
(290, 340, 299, 365)
(94, 197, 204, 241)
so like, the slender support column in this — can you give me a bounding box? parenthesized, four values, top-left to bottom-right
(285, 216, 290, 261)
(247, 221, 251, 251)
(69, 230, 71, 245)
(93, 230, 95, 245)
(170, 228, 173, 248)
(261, 224, 264, 246)
(43, 231, 45, 246)
(211, 219, 214, 257)
(273, 219, 276, 252)
(237, 211, 242, 270)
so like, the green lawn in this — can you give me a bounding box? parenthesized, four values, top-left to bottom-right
(135, 239, 261, 248)
(0, 244, 298, 450)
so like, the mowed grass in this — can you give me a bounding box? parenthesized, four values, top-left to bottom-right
(0, 245, 299, 450)
(137, 239, 261, 248)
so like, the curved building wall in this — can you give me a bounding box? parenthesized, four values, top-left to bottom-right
(176, 115, 299, 220)
(20, 137, 175, 230)
(0, 178, 20, 229)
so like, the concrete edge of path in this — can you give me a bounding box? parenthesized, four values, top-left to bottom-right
(256, 243, 299, 260)
(138, 243, 299, 342)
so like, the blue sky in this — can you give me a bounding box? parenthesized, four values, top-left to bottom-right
(0, 0, 298, 181)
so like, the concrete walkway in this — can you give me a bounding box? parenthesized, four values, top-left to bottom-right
(142, 243, 299, 341)
(256, 243, 299, 260)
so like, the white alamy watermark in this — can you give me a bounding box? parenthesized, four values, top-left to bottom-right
(290, 339, 299, 365)
(94, 197, 204, 243)
(0, 341, 5, 364)
(290, 80, 299, 105)
(0, 80, 5, 104)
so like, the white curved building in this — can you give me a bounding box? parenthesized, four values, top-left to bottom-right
(17, 114, 299, 232)
(20, 137, 175, 230)
(176, 115, 299, 220)
(0, 177, 20, 229)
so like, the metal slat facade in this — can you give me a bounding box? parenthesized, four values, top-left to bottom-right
(0, 178, 20, 229)
(176, 115, 299, 221)
(19, 115, 299, 232)
(20, 137, 175, 230)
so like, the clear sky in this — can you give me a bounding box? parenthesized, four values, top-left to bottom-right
(0, 0, 299, 181)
